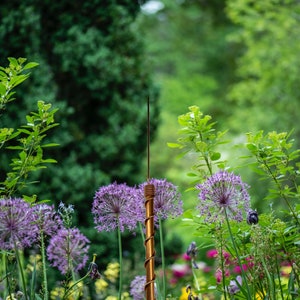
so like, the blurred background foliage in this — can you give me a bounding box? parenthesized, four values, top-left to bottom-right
(137, 0, 300, 244)
(0, 0, 300, 276)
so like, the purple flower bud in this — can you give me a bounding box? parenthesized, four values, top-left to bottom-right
(247, 210, 259, 225)
(228, 275, 242, 294)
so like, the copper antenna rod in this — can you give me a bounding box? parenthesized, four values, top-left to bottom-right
(144, 97, 156, 300)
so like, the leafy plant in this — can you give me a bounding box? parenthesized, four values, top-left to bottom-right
(169, 105, 300, 299)
(0, 57, 58, 201)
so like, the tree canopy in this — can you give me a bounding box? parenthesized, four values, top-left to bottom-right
(0, 1, 159, 226)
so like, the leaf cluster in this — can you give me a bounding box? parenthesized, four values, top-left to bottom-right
(168, 105, 227, 184)
(0, 58, 58, 201)
(245, 130, 300, 224)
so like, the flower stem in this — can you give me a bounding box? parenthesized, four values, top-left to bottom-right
(40, 232, 49, 300)
(158, 218, 166, 299)
(139, 221, 145, 244)
(14, 244, 28, 300)
(191, 267, 202, 300)
(224, 209, 251, 299)
(117, 223, 123, 300)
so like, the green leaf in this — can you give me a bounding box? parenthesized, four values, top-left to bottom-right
(23, 62, 39, 70)
(0, 82, 6, 95)
(210, 151, 221, 161)
(8, 57, 19, 67)
(41, 158, 57, 163)
(186, 172, 197, 177)
(167, 142, 181, 148)
(41, 143, 60, 148)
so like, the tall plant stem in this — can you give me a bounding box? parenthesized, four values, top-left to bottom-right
(217, 225, 227, 300)
(138, 222, 145, 244)
(191, 267, 202, 300)
(224, 209, 251, 299)
(263, 162, 299, 226)
(14, 244, 28, 300)
(40, 232, 49, 300)
(117, 223, 123, 300)
(158, 218, 166, 299)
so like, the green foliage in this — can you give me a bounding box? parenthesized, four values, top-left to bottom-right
(169, 106, 300, 299)
(244, 130, 300, 224)
(0, 58, 58, 200)
(168, 105, 227, 183)
(0, 57, 38, 110)
(0, 1, 159, 225)
(226, 0, 300, 138)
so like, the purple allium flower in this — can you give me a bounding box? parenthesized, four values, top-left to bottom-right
(92, 182, 142, 232)
(47, 227, 90, 275)
(196, 171, 250, 223)
(0, 198, 38, 250)
(130, 275, 146, 300)
(139, 178, 183, 223)
(32, 204, 62, 237)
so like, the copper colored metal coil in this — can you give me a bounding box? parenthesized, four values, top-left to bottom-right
(144, 183, 156, 300)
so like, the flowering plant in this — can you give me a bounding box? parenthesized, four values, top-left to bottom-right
(0, 58, 299, 300)
(168, 105, 300, 299)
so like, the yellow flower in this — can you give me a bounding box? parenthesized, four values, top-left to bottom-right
(281, 265, 292, 277)
(50, 287, 65, 300)
(255, 292, 265, 300)
(26, 254, 42, 272)
(95, 278, 109, 294)
(6, 295, 17, 300)
(104, 262, 120, 282)
(105, 296, 117, 300)
(179, 287, 192, 300)
(122, 292, 130, 299)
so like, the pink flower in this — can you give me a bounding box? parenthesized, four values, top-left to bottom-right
(207, 249, 231, 263)
(182, 253, 191, 261)
(215, 268, 230, 283)
(233, 264, 248, 274)
(171, 264, 190, 278)
(207, 249, 218, 258)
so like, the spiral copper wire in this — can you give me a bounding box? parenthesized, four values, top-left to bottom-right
(144, 183, 156, 299)
(144, 98, 156, 300)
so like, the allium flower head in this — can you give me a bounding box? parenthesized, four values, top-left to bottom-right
(47, 227, 90, 275)
(196, 171, 250, 223)
(130, 275, 146, 300)
(139, 178, 183, 223)
(92, 182, 142, 232)
(0, 198, 38, 250)
(33, 204, 62, 237)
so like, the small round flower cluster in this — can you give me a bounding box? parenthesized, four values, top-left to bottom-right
(92, 179, 183, 232)
(130, 275, 147, 300)
(47, 227, 90, 275)
(92, 182, 142, 232)
(196, 170, 251, 223)
(0, 198, 89, 275)
(139, 178, 183, 225)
